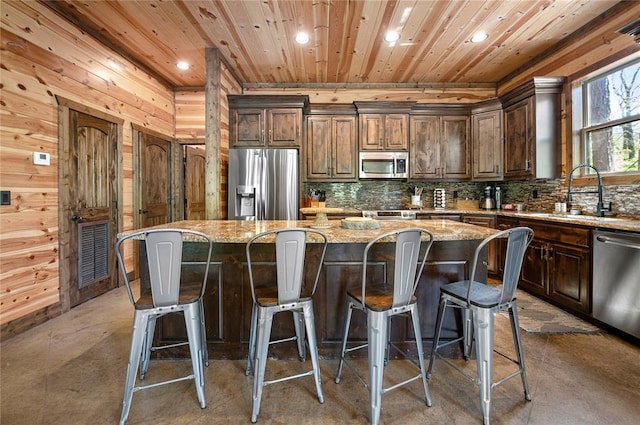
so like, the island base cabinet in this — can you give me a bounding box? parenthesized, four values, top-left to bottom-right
(139, 240, 483, 359)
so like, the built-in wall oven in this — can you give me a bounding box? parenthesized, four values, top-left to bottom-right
(593, 229, 640, 339)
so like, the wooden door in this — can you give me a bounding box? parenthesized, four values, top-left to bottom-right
(472, 110, 503, 180)
(332, 116, 357, 179)
(267, 108, 301, 147)
(232, 109, 264, 147)
(409, 116, 440, 179)
(441, 116, 470, 179)
(140, 133, 171, 227)
(306, 116, 331, 179)
(64, 111, 118, 308)
(384, 114, 408, 150)
(504, 97, 534, 179)
(359, 114, 383, 150)
(184, 145, 206, 220)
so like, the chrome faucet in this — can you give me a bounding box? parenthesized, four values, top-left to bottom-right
(566, 164, 611, 217)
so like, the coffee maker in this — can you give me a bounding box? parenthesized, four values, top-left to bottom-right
(481, 186, 496, 210)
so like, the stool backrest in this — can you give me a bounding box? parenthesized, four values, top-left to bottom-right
(116, 229, 213, 307)
(466, 226, 534, 305)
(246, 228, 328, 305)
(362, 228, 434, 308)
(500, 227, 534, 304)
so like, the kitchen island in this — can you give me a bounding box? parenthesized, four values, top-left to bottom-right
(128, 219, 497, 359)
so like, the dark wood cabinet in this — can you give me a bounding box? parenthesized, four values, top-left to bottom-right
(410, 106, 471, 180)
(500, 77, 564, 180)
(354, 102, 414, 151)
(472, 102, 503, 181)
(462, 214, 497, 274)
(359, 113, 409, 150)
(306, 113, 357, 181)
(228, 95, 309, 148)
(518, 219, 591, 314)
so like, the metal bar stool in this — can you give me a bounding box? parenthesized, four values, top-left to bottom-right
(115, 229, 213, 425)
(245, 228, 328, 423)
(427, 227, 534, 425)
(335, 228, 434, 425)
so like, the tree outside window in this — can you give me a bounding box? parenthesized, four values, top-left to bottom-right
(583, 58, 640, 174)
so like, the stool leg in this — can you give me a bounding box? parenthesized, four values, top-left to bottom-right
(409, 304, 432, 407)
(303, 303, 324, 403)
(199, 299, 209, 367)
(246, 303, 257, 376)
(509, 304, 531, 401)
(427, 296, 447, 378)
(185, 303, 206, 409)
(368, 309, 388, 425)
(463, 308, 474, 360)
(473, 307, 494, 425)
(335, 299, 355, 384)
(120, 312, 147, 425)
(139, 315, 157, 380)
(293, 310, 306, 361)
(251, 306, 273, 423)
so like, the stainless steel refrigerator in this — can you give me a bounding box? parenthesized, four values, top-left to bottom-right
(228, 148, 299, 220)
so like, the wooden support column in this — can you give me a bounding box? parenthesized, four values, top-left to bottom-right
(205, 48, 221, 219)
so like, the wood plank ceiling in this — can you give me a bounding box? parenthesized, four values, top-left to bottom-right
(44, 0, 638, 89)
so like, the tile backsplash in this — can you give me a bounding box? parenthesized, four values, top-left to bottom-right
(303, 180, 639, 218)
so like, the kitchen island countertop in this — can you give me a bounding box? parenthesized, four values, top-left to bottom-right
(123, 218, 497, 243)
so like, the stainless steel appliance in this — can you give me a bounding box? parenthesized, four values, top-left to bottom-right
(228, 148, 298, 220)
(480, 186, 496, 210)
(593, 229, 640, 339)
(362, 210, 417, 220)
(359, 151, 408, 179)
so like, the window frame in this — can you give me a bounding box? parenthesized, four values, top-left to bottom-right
(569, 53, 640, 186)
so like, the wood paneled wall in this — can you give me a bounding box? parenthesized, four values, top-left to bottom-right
(0, 1, 175, 332)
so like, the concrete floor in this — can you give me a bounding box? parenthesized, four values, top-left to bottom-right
(2, 284, 639, 425)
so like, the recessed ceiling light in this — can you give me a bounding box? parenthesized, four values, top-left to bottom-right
(295, 32, 309, 44)
(385, 31, 400, 43)
(471, 32, 488, 43)
(176, 61, 190, 70)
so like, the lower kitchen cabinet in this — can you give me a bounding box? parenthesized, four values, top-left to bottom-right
(518, 220, 591, 314)
(462, 214, 497, 274)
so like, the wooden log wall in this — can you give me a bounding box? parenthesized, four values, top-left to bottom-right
(0, 2, 239, 336)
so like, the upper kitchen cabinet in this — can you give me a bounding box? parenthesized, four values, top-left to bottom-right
(228, 95, 309, 148)
(354, 101, 414, 151)
(472, 100, 503, 181)
(410, 104, 471, 181)
(500, 77, 565, 180)
(305, 104, 358, 182)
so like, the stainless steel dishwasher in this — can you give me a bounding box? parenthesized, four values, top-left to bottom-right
(593, 229, 640, 339)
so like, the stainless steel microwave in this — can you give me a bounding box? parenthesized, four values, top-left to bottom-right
(359, 151, 408, 179)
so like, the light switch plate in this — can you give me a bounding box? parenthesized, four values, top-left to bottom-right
(33, 152, 50, 166)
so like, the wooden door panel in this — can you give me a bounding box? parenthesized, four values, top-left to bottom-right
(384, 114, 408, 150)
(307, 116, 331, 179)
(441, 116, 470, 178)
(185, 145, 206, 220)
(332, 116, 357, 179)
(67, 111, 118, 307)
(141, 134, 171, 227)
(410, 116, 439, 179)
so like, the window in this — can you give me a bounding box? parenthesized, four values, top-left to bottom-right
(579, 58, 640, 176)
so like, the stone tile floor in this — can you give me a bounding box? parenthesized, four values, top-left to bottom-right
(1, 283, 639, 425)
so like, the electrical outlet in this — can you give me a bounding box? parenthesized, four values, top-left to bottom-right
(532, 190, 538, 199)
(1, 191, 10, 205)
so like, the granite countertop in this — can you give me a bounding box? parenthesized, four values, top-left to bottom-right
(123, 219, 497, 243)
(305, 207, 640, 232)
